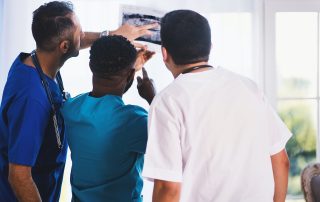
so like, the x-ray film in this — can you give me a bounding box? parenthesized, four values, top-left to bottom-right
(120, 5, 165, 45)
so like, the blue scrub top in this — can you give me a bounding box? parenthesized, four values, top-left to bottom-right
(61, 93, 148, 202)
(0, 53, 68, 202)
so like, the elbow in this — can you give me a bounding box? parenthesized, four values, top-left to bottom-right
(8, 172, 19, 190)
(154, 179, 181, 201)
(160, 186, 180, 198)
(279, 150, 290, 171)
(284, 156, 290, 171)
(8, 164, 32, 188)
(271, 149, 290, 170)
(8, 169, 20, 188)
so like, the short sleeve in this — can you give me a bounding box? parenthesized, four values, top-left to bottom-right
(7, 97, 49, 166)
(263, 96, 292, 155)
(127, 108, 148, 154)
(142, 96, 183, 182)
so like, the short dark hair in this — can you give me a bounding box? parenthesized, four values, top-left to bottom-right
(160, 10, 211, 65)
(32, 1, 74, 51)
(89, 35, 137, 75)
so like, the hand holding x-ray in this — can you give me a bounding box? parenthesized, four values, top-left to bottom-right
(134, 48, 155, 72)
(120, 5, 165, 48)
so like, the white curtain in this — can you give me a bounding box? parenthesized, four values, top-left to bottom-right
(0, 0, 266, 201)
(0, 0, 5, 93)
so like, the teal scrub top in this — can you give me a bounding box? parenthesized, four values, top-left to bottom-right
(61, 93, 148, 202)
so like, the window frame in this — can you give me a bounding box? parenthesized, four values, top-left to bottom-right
(264, 0, 320, 163)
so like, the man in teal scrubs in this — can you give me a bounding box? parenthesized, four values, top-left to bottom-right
(61, 35, 155, 202)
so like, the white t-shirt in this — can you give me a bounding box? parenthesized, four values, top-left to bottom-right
(142, 67, 292, 202)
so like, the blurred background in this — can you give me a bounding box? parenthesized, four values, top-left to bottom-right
(0, 0, 319, 201)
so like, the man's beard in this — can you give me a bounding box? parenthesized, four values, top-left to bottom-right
(60, 41, 80, 66)
(124, 78, 134, 93)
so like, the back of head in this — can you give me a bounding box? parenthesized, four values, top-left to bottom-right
(89, 35, 137, 78)
(161, 10, 211, 65)
(32, 1, 74, 51)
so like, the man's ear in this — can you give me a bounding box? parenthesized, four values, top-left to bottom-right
(161, 46, 168, 63)
(59, 40, 70, 54)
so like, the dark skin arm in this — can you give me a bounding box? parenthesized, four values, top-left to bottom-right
(80, 23, 158, 49)
(8, 163, 42, 202)
(153, 179, 181, 202)
(271, 149, 290, 202)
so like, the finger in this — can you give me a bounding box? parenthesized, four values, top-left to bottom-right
(138, 29, 153, 37)
(142, 67, 149, 79)
(144, 51, 155, 60)
(132, 42, 147, 49)
(136, 49, 145, 55)
(142, 53, 154, 64)
(138, 23, 159, 31)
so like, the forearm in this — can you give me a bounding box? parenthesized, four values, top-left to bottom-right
(153, 180, 181, 202)
(153, 189, 179, 202)
(9, 164, 42, 202)
(80, 32, 100, 49)
(81, 29, 125, 49)
(271, 149, 290, 202)
(80, 23, 158, 49)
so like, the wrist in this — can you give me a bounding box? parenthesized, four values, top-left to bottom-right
(100, 30, 109, 38)
(109, 30, 115, 36)
(146, 94, 155, 105)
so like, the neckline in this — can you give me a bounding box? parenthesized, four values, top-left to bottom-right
(181, 64, 214, 74)
(18, 52, 56, 83)
(87, 92, 122, 100)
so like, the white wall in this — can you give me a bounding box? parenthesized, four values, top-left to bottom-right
(0, 0, 40, 97)
(0, 0, 265, 98)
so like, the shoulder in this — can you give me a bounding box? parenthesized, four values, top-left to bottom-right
(123, 105, 148, 119)
(3, 58, 50, 108)
(150, 83, 181, 112)
(120, 105, 148, 140)
(64, 93, 87, 105)
(7, 54, 42, 89)
(115, 105, 149, 133)
(61, 93, 87, 114)
(219, 68, 262, 98)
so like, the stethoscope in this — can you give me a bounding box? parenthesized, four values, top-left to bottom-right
(30, 50, 69, 149)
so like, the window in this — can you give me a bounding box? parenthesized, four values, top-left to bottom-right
(276, 12, 318, 196)
(265, 0, 320, 200)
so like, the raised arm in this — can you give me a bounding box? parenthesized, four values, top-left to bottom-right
(80, 23, 158, 49)
(8, 163, 42, 202)
(271, 149, 290, 202)
(153, 179, 181, 202)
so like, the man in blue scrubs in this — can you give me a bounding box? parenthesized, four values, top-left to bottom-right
(0, 1, 156, 201)
(61, 35, 155, 202)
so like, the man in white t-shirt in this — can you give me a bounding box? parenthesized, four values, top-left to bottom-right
(142, 10, 292, 202)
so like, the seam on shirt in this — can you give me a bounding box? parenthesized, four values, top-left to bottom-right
(142, 166, 183, 183)
(270, 131, 292, 155)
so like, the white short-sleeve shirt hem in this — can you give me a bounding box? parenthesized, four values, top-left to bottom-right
(270, 131, 292, 155)
(142, 166, 183, 183)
